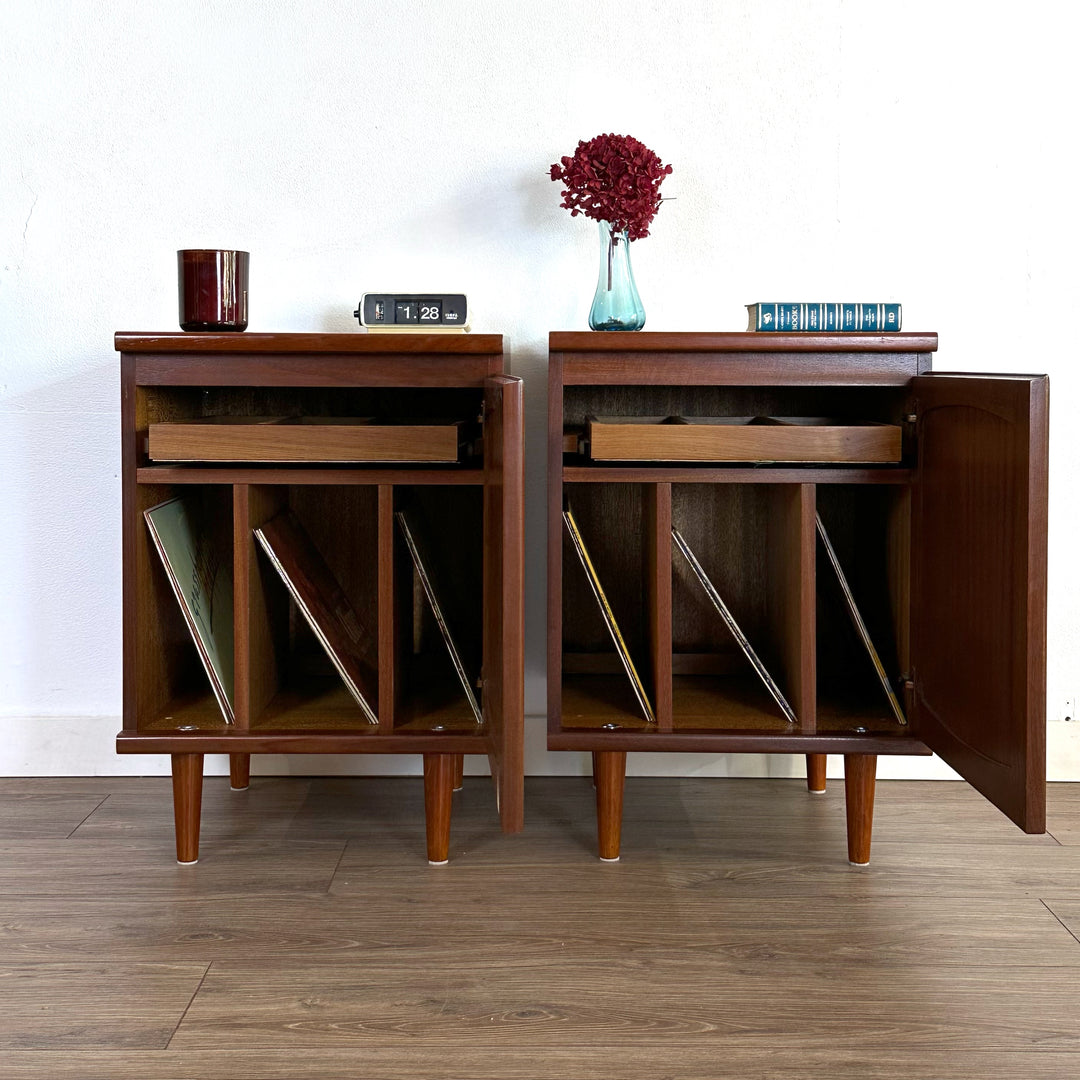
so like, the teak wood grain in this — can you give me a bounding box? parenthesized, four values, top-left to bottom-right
(547, 331, 1048, 865)
(910, 373, 1049, 832)
(117, 331, 505, 354)
(587, 417, 902, 463)
(137, 466, 485, 486)
(234, 483, 286, 731)
(148, 417, 465, 463)
(644, 483, 673, 731)
(767, 483, 816, 731)
(482, 375, 525, 832)
(549, 330, 940, 352)
(554, 331, 935, 386)
(118, 333, 524, 861)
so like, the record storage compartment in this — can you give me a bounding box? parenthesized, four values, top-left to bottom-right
(548, 331, 1048, 864)
(120, 332, 523, 864)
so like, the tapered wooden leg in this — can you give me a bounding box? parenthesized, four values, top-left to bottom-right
(452, 753, 465, 792)
(591, 751, 598, 788)
(595, 750, 627, 862)
(423, 753, 455, 865)
(229, 753, 250, 791)
(171, 753, 204, 865)
(806, 753, 827, 794)
(844, 753, 877, 866)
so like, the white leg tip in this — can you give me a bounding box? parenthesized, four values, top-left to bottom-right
(230, 786, 248, 792)
(428, 859, 449, 866)
(177, 859, 198, 866)
(808, 788, 827, 795)
(599, 855, 620, 862)
(848, 860, 870, 867)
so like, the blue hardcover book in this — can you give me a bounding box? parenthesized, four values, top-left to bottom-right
(747, 303, 902, 332)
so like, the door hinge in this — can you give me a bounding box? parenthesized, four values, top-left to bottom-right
(900, 675, 915, 716)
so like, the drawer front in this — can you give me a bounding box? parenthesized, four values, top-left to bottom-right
(587, 416, 902, 463)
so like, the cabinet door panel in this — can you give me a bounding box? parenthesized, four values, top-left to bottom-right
(912, 374, 1048, 831)
(483, 375, 524, 831)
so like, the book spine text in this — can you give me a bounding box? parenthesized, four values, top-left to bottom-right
(748, 302, 902, 332)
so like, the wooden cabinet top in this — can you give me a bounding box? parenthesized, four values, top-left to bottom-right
(549, 332, 937, 388)
(116, 332, 503, 354)
(116, 332, 506, 388)
(549, 331, 938, 353)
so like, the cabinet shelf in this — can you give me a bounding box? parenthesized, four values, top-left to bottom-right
(142, 691, 232, 733)
(563, 466, 912, 485)
(253, 679, 381, 733)
(671, 673, 800, 732)
(120, 333, 523, 863)
(137, 465, 486, 486)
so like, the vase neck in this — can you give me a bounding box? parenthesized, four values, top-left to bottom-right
(589, 220, 645, 331)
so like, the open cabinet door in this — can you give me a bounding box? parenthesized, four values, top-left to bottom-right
(483, 375, 524, 832)
(912, 374, 1048, 831)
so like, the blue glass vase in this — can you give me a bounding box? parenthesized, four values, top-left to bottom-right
(588, 221, 645, 331)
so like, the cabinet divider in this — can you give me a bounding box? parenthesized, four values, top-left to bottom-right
(766, 483, 816, 732)
(234, 484, 287, 731)
(377, 485, 397, 733)
(645, 483, 673, 731)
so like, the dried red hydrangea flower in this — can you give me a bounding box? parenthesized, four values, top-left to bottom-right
(550, 133, 672, 241)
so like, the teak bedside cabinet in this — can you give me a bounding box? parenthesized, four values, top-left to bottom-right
(118, 332, 523, 864)
(547, 331, 1048, 863)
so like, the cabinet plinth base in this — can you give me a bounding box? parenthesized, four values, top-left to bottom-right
(547, 731, 930, 756)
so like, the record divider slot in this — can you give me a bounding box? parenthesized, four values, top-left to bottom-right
(644, 483, 673, 732)
(234, 484, 287, 732)
(766, 483, 817, 735)
(377, 484, 398, 733)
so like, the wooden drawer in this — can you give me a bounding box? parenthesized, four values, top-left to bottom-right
(147, 417, 467, 463)
(584, 416, 902, 463)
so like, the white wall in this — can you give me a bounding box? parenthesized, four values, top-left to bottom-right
(1, 0, 1077, 781)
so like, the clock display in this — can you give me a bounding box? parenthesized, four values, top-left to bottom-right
(356, 293, 468, 329)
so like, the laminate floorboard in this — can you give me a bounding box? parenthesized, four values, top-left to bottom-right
(0, 897, 1072, 966)
(0, 776, 1079, 1079)
(168, 961, 1080, 1051)
(4, 1048, 1080, 1080)
(0, 790, 109, 839)
(0, 839, 346, 900)
(0, 961, 207, 1050)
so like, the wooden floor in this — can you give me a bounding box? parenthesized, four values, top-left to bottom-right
(3, 775, 1080, 1078)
